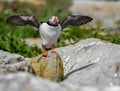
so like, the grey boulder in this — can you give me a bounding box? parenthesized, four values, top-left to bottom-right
(1, 38, 120, 91)
(0, 50, 25, 65)
(56, 38, 120, 86)
(0, 72, 84, 91)
(0, 72, 120, 91)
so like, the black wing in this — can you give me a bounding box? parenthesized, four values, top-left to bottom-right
(7, 15, 41, 30)
(59, 15, 93, 29)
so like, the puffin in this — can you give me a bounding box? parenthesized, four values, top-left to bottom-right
(7, 15, 93, 57)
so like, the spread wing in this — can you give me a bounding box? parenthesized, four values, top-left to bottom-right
(59, 15, 93, 29)
(7, 15, 41, 30)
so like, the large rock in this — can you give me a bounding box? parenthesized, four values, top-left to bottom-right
(1, 38, 120, 90)
(0, 50, 25, 65)
(0, 51, 64, 82)
(0, 72, 120, 91)
(69, 1, 120, 29)
(56, 38, 120, 86)
(0, 50, 28, 74)
(0, 72, 69, 91)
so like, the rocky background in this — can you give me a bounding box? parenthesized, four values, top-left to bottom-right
(69, 0, 120, 29)
(1, 38, 120, 91)
(0, 0, 120, 91)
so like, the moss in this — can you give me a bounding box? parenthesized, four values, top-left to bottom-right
(29, 52, 64, 82)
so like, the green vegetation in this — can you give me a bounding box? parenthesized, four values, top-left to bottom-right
(0, 32, 41, 57)
(0, 0, 120, 57)
(59, 27, 120, 46)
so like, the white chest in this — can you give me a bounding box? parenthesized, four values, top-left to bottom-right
(39, 23, 61, 48)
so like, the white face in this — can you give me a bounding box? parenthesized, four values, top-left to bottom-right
(49, 16, 59, 25)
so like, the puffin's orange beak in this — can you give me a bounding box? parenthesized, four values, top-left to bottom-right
(53, 18, 57, 24)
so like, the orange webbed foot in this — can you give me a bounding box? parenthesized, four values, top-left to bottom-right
(51, 49, 56, 53)
(42, 52, 48, 57)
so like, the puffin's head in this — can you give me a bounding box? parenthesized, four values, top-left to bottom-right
(49, 16, 59, 25)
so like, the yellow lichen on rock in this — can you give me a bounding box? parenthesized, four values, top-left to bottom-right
(28, 52, 64, 82)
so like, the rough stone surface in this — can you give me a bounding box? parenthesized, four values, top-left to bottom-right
(1, 38, 120, 90)
(0, 51, 64, 82)
(0, 72, 120, 91)
(0, 72, 68, 91)
(56, 38, 120, 86)
(0, 50, 25, 65)
(29, 52, 64, 82)
(69, 1, 120, 29)
(0, 50, 29, 74)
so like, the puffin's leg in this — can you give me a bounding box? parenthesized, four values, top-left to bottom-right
(42, 45, 48, 57)
(51, 45, 56, 53)
(42, 49, 48, 57)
